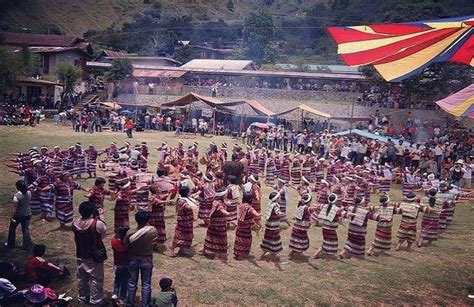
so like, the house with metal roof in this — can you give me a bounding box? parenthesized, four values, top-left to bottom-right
(181, 59, 256, 70)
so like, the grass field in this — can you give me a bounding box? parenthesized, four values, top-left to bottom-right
(0, 122, 473, 305)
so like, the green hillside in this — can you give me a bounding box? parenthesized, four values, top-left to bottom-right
(0, 0, 323, 36)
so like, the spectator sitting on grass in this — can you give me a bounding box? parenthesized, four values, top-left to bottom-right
(25, 244, 70, 286)
(154, 277, 178, 307)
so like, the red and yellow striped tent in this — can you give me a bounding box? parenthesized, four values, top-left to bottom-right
(327, 16, 474, 82)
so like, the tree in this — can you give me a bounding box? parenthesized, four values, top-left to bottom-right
(0, 45, 38, 96)
(242, 10, 276, 65)
(105, 58, 133, 81)
(174, 45, 195, 63)
(56, 62, 82, 110)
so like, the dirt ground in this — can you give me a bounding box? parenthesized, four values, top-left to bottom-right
(0, 123, 473, 305)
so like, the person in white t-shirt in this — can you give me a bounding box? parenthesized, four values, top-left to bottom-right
(461, 157, 473, 189)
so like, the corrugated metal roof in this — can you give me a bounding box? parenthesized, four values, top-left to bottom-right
(86, 63, 366, 80)
(182, 59, 255, 70)
(103, 50, 132, 58)
(133, 69, 186, 78)
(3, 32, 81, 47)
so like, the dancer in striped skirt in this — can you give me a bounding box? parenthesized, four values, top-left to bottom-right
(202, 188, 230, 261)
(198, 174, 215, 226)
(367, 194, 397, 256)
(311, 180, 330, 224)
(378, 165, 392, 194)
(313, 194, 346, 259)
(291, 156, 302, 186)
(234, 192, 261, 260)
(73, 143, 86, 178)
(340, 197, 373, 259)
(265, 154, 276, 185)
(50, 172, 85, 228)
(257, 150, 266, 175)
(395, 191, 421, 251)
(249, 175, 262, 222)
(149, 186, 168, 248)
(85, 145, 98, 178)
(225, 176, 240, 228)
(402, 169, 417, 197)
(114, 180, 133, 234)
(62, 147, 76, 174)
(248, 151, 259, 177)
(288, 193, 313, 260)
(276, 178, 290, 225)
(418, 195, 440, 247)
(437, 182, 456, 227)
(301, 155, 312, 180)
(30, 168, 57, 220)
(280, 153, 291, 183)
(170, 186, 197, 257)
(259, 191, 283, 261)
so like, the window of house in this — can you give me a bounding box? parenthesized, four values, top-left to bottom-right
(26, 86, 42, 98)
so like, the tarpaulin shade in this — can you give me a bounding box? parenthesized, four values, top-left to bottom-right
(328, 16, 474, 82)
(435, 83, 474, 119)
(273, 104, 332, 118)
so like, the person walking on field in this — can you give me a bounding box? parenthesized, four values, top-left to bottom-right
(124, 211, 158, 307)
(72, 201, 107, 306)
(125, 118, 134, 138)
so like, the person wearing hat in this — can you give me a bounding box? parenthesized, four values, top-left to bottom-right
(288, 193, 314, 260)
(259, 191, 284, 261)
(224, 175, 240, 229)
(26, 283, 58, 306)
(85, 145, 99, 178)
(395, 191, 421, 251)
(248, 175, 262, 223)
(264, 151, 277, 185)
(201, 188, 230, 261)
(62, 146, 76, 175)
(340, 197, 372, 259)
(30, 167, 58, 221)
(291, 155, 302, 186)
(197, 173, 215, 226)
(280, 153, 291, 183)
(449, 160, 466, 187)
(418, 191, 441, 248)
(436, 182, 456, 231)
(170, 186, 197, 257)
(367, 194, 397, 257)
(313, 193, 346, 259)
(275, 178, 291, 226)
(233, 192, 261, 260)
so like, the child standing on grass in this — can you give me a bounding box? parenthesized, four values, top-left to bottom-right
(111, 226, 130, 305)
(154, 277, 178, 307)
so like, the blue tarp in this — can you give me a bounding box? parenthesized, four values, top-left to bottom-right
(334, 129, 416, 147)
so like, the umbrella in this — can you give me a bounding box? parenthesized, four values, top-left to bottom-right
(327, 16, 474, 82)
(435, 83, 474, 119)
(250, 122, 275, 129)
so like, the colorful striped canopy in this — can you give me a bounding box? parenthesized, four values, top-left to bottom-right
(327, 16, 474, 82)
(435, 84, 474, 119)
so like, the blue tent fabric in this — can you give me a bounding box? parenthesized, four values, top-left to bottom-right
(334, 129, 415, 146)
